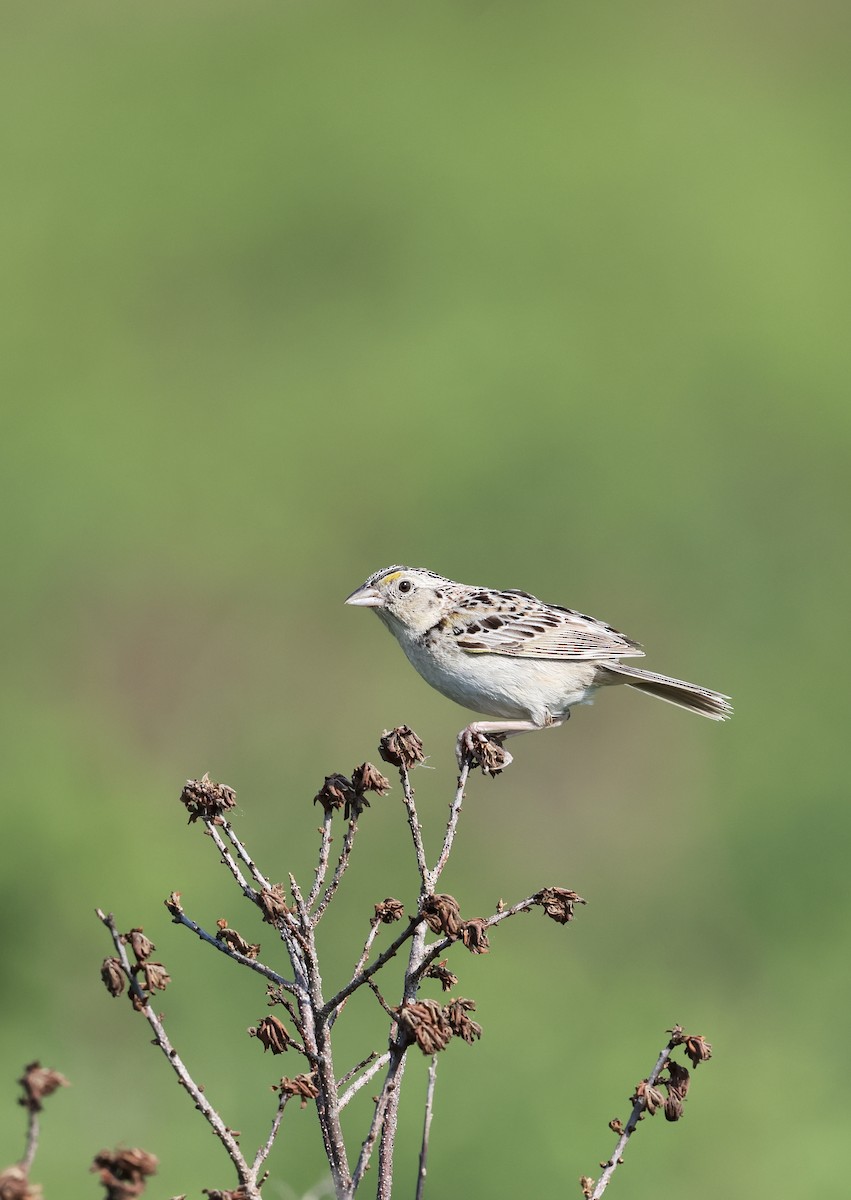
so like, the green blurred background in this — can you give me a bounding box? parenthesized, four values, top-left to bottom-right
(1, 0, 849, 1196)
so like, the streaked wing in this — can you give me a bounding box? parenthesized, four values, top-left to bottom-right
(451, 589, 644, 661)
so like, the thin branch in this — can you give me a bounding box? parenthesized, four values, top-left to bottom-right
(204, 820, 258, 901)
(172, 910, 298, 996)
(313, 817, 360, 924)
(348, 1053, 406, 1196)
(96, 909, 256, 1192)
(415, 1056, 438, 1200)
(398, 765, 429, 896)
(338, 1052, 391, 1111)
(20, 1110, 40, 1174)
(589, 1034, 678, 1200)
(427, 761, 469, 890)
(220, 819, 272, 892)
(416, 894, 539, 977)
(252, 1090, 291, 1174)
(306, 811, 335, 909)
(320, 918, 420, 1020)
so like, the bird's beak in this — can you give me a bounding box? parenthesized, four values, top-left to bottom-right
(345, 584, 385, 608)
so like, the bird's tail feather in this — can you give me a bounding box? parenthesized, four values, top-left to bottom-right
(601, 662, 733, 721)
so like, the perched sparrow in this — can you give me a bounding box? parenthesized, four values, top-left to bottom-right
(346, 566, 731, 766)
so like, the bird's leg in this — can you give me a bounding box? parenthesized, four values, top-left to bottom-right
(456, 718, 564, 773)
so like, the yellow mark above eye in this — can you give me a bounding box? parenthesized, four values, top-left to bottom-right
(380, 571, 403, 586)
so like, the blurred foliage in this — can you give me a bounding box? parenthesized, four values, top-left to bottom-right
(0, 0, 849, 1196)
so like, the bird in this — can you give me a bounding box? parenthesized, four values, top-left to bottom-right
(345, 566, 732, 768)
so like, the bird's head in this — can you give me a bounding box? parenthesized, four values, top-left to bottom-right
(345, 566, 456, 635)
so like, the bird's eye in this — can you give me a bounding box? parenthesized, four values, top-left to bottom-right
(398, 579, 412, 593)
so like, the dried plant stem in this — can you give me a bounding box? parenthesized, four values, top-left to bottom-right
(428, 761, 469, 889)
(221, 819, 272, 891)
(172, 910, 298, 995)
(253, 1090, 291, 1174)
(398, 766, 430, 894)
(338, 1052, 391, 1111)
(307, 811, 335, 908)
(313, 817, 360, 923)
(95, 908, 261, 1198)
(415, 1056, 438, 1200)
(20, 1109, 40, 1174)
(590, 1035, 677, 1200)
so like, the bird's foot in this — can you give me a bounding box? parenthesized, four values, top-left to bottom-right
(456, 726, 513, 777)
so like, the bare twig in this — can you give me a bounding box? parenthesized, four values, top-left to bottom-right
(204, 820, 258, 899)
(171, 909, 298, 996)
(338, 1052, 391, 1111)
(415, 1056, 438, 1200)
(307, 811, 335, 909)
(428, 761, 469, 890)
(221, 819, 272, 892)
(398, 765, 430, 895)
(321, 918, 420, 1020)
(20, 1109, 40, 1174)
(252, 1090, 291, 1174)
(313, 817, 360, 923)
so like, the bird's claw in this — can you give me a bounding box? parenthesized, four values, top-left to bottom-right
(456, 727, 513, 777)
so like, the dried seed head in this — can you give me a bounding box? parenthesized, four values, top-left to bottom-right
(395, 1000, 453, 1055)
(164, 892, 184, 918)
(420, 893, 463, 938)
(249, 1015, 291, 1055)
(101, 957, 126, 998)
(274, 1072, 320, 1108)
(179, 774, 236, 824)
(378, 726, 425, 770)
(608, 1118, 624, 1134)
(445, 998, 482, 1044)
(215, 922, 260, 960)
(665, 1060, 691, 1099)
(0, 1165, 41, 1200)
(423, 959, 458, 993)
(460, 918, 490, 954)
(469, 734, 511, 777)
(91, 1146, 158, 1198)
(535, 887, 587, 924)
(579, 1176, 595, 1199)
(664, 1093, 685, 1121)
(125, 928, 155, 963)
(256, 884, 289, 924)
(683, 1034, 712, 1067)
(17, 1063, 69, 1113)
(314, 773, 355, 815)
(374, 898, 405, 924)
(634, 1080, 665, 1116)
(139, 962, 171, 994)
(352, 762, 392, 796)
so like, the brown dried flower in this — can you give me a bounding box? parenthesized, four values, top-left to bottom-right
(215, 921, 260, 960)
(374, 898, 404, 924)
(179, 774, 236, 824)
(535, 887, 587, 924)
(395, 1000, 453, 1055)
(314, 773, 355, 815)
(378, 726, 425, 770)
(460, 918, 490, 954)
(665, 1060, 691, 1099)
(275, 1072, 320, 1108)
(91, 1146, 158, 1199)
(423, 959, 458, 992)
(101, 957, 126, 998)
(139, 962, 171, 994)
(664, 1093, 685, 1122)
(250, 1015, 291, 1054)
(256, 884, 289, 924)
(352, 762, 392, 796)
(445, 998, 482, 1044)
(164, 891, 183, 918)
(125, 928, 155, 963)
(634, 1080, 665, 1116)
(420, 893, 462, 939)
(17, 1063, 69, 1113)
(683, 1034, 712, 1067)
(466, 732, 510, 777)
(0, 1165, 41, 1200)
